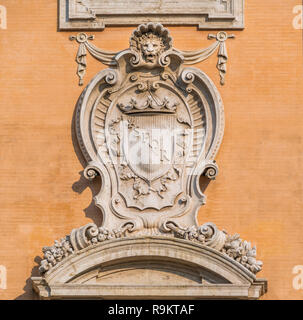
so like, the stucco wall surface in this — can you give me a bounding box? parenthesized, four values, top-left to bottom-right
(0, 0, 302, 299)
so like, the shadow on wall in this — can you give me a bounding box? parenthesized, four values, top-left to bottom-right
(199, 175, 211, 195)
(69, 90, 212, 228)
(16, 96, 104, 299)
(69, 91, 212, 228)
(16, 257, 41, 300)
(70, 95, 103, 227)
(16, 90, 214, 299)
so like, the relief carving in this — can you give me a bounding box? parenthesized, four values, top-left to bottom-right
(39, 222, 263, 276)
(59, 0, 244, 30)
(70, 29, 235, 86)
(33, 23, 266, 299)
(71, 23, 223, 220)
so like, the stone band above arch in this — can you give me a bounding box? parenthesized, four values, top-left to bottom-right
(32, 237, 267, 300)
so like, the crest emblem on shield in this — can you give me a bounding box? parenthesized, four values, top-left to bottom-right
(106, 81, 191, 210)
(83, 22, 218, 226)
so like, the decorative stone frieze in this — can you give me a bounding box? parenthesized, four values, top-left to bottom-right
(59, 0, 244, 30)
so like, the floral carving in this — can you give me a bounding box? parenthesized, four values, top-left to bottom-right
(39, 223, 263, 275)
(38, 223, 134, 274)
(85, 224, 134, 244)
(164, 221, 263, 275)
(164, 221, 224, 248)
(222, 234, 263, 274)
(39, 237, 74, 274)
(165, 223, 208, 243)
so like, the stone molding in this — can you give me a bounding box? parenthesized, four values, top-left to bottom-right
(31, 23, 267, 299)
(32, 237, 267, 300)
(72, 23, 226, 234)
(59, 0, 245, 30)
(38, 223, 263, 276)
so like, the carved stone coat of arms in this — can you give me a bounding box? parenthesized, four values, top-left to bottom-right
(78, 23, 224, 235)
(32, 23, 267, 300)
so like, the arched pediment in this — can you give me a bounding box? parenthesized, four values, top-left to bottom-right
(32, 23, 267, 300)
(32, 237, 267, 299)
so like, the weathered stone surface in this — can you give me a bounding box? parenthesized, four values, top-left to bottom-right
(2, 1, 302, 301)
(59, 0, 244, 30)
(73, 23, 225, 235)
(38, 222, 263, 276)
(32, 237, 267, 299)
(32, 23, 266, 299)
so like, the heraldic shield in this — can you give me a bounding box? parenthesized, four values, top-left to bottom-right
(33, 24, 267, 300)
(76, 23, 225, 235)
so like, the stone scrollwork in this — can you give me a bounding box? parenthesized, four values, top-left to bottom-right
(71, 22, 237, 240)
(69, 32, 117, 86)
(34, 23, 266, 299)
(83, 163, 101, 181)
(163, 221, 226, 251)
(38, 222, 263, 275)
(70, 27, 235, 86)
(203, 160, 219, 180)
(164, 221, 264, 275)
(117, 95, 178, 114)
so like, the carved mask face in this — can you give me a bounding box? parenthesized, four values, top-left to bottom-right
(140, 37, 163, 63)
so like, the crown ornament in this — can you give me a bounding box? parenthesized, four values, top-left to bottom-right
(117, 95, 178, 115)
(33, 23, 267, 301)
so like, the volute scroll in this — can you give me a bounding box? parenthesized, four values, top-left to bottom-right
(73, 23, 226, 235)
(33, 23, 266, 300)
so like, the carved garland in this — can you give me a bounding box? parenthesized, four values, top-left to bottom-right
(70, 31, 234, 86)
(35, 24, 265, 296)
(39, 223, 263, 275)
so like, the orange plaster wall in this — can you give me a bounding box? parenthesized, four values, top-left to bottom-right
(0, 0, 302, 299)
